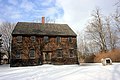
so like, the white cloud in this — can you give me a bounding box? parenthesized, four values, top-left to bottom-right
(1, 5, 22, 20)
(45, 7, 58, 16)
(10, 13, 22, 19)
(31, 7, 57, 18)
(56, 0, 117, 32)
(0, 0, 63, 22)
(20, 0, 35, 11)
(55, 0, 96, 32)
(41, 0, 53, 6)
(8, 0, 18, 5)
(45, 8, 56, 16)
(0, 0, 117, 29)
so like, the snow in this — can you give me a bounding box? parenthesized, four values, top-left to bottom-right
(3, 55, 8, 59)
(0, 63, 120, 80)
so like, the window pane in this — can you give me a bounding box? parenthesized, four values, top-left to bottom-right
(16, 50, 21, 59)
(69, 49, 74, 57)
(38, 45, 40, 50)
(29, 49, 35, 58)
(68, 37, 72, 43)
(57, 49, 62, 58)
(45, 53, 50, 61)
(17, 36, 22, 42)
(30, 36, 36, 42)
(44, 36, 49, 42)
(56, 37, 61, 43)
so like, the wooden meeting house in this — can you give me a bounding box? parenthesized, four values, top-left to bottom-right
(10, 17, 78, 67)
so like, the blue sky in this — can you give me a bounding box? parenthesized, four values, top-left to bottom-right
(0, 0, 63, 22)
(0, 0, 119, 32)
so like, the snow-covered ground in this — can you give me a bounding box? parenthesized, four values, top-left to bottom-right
(0, 63, 120, 80)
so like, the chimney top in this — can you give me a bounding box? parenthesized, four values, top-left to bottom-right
(42, 17, 45, 25)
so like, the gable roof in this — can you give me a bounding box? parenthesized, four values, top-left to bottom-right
(12, 22, 77, 36)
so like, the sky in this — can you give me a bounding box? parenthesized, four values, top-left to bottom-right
(0, 0, 119, 33)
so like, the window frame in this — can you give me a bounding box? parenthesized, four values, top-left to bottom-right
(29, 49, 35, 59)
(56, 37, 61, 43)
(56, 49, 63, 58)
(68, 37, 73, 43)
(44, 36, 49, 42)
(30, 36, 36, 42)
(16, 36, 22, 42)
(69, 49, 75, 58)
(16, 49, 22, 59)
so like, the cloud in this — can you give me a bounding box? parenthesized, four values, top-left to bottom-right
(55, 0, 117, 32)
(40, 0, 53, 6)
(0, 4, 23, 22)
(1, 0, 116, 32)
(8, 0, 18, 5)
(20, 0, 35, 11)
(30, 0, 64, 22)
(45, 7, 63, 18)
(10, 13, 22, 19)
(0, 0, 64, 22)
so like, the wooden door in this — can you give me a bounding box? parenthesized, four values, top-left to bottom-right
(43, 52, 51, 64)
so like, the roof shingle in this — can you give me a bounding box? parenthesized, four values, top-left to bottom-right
(12, 22, 77, 36)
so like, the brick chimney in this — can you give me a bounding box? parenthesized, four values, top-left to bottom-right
(42, 17, 45, 25)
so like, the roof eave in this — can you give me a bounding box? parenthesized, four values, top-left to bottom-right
(12, 34, 77, 37)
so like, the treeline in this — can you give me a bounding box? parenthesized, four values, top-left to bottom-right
(78, 3, 120, 62)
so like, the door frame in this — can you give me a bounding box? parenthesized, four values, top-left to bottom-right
(43, 51, 52, 64)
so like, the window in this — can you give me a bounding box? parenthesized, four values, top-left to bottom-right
(38, 45, 41, 50)
(68, 37, 72, 43)
(44, 36, 49, 42)
(57, 49, 63, 58)
(16, 49, 22, 59)
(69, 49, 74, 58)
(16, 36, 22, 42)
(74, 43, 77, 49)
(30, 36, 36, 42)
(29, 49, 35, 59)
(56, 37, 61, 43)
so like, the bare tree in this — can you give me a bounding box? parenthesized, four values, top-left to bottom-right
(114, 0, 120, 7)
(105, 17, 119, 50)
(113, 9, 120, 31)
(85, 8, 107, 52)
(77, 31, 98, 56)
(78, 32, 88, 55)
(0, 22, 15, 63)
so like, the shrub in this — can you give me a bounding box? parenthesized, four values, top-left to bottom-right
(84, 54, 96, 63)
(94, 49, 120, 62)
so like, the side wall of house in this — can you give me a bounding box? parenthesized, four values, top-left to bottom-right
(10, 35, 78, 67)
(50, 37, 78, 64)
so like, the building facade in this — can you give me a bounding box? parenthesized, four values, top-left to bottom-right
(10, 22, 78, 67)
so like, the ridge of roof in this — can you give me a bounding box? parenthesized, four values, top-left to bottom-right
(12, 22, 77, 36)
